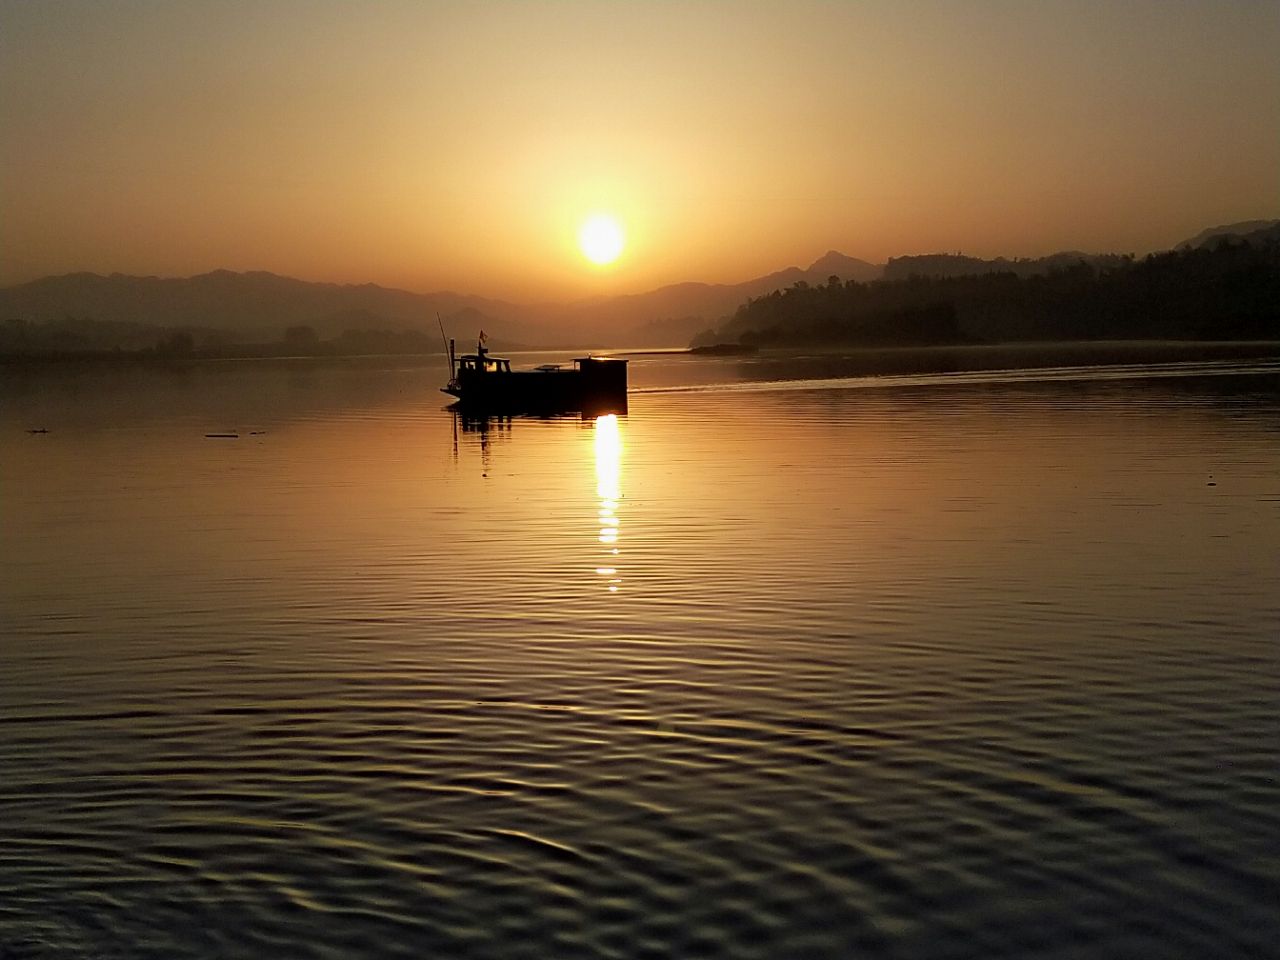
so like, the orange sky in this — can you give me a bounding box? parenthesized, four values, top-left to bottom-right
(2, 1, 1277, 301)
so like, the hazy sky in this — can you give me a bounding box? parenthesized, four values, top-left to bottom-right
(3, 0, 1277, 300)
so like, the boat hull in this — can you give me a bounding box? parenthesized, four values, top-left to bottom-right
(443, 358, 627, 415)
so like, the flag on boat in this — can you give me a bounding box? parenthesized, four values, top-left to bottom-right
(478, 330, 488, 344)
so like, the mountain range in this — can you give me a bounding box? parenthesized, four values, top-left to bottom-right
(0, 251, 881, 350)
(1176, 219, 1280, 250)
(3, 220, 1274, 351)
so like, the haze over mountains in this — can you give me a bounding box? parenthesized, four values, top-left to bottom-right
(1177, 220, 1280, 250)
(2, 221, 1275, 352)
(0, 252, 881, 350)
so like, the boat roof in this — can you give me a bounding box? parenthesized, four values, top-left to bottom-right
(458, 354, 627, 365)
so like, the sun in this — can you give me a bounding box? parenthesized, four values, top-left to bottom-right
(578, 214, 625, 265)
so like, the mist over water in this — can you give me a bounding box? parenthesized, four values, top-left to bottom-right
(3, 353, 1278, 959)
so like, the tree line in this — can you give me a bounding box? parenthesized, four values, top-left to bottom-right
(694, 238, 1280, 348)
(0, 318, 443, 360)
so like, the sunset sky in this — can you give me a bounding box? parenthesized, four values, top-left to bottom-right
(3, 0, 1277, 301)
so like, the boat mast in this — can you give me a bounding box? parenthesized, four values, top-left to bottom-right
(437, 313, 455, 379)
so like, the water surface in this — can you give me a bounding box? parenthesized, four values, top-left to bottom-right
(3, 354, 1278, 959)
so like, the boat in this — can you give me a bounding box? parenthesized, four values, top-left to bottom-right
(441, 336, 628, 415)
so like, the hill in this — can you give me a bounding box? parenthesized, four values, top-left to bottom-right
(7, 218, 1277, 355)
(695, 238, 1280, 349)
(0, 251, 883, 352)
(559, 251, 881, 345)
(0, 270, 528, 343)
(883, 251, 1130, 281)
(1177, 219, 1280, 250)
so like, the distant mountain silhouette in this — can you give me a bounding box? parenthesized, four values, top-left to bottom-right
(696, 232, 1280, 349)
(0, 270, 526, 342)
(1177, 219, 1280, 250)
(557, 251, 881, 344)
(751, 250, 883, 289)
(806, 250, 883, 282)
(883, 251, 1130, 281)
(6, 220, 1275, 353)
(0, 251, 882, 350)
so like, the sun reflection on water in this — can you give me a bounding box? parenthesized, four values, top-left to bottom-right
(594, 414, 623, 592)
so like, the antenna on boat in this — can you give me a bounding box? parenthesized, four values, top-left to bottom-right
(437, 313, 455, 379)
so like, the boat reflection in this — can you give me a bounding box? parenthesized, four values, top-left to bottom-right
(448, 410, 626, 593)
(451, 412, 512, 471)
(594, 414, 623, 593)
(455, 412, 514, 437)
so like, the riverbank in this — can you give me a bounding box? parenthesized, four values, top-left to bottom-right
(732, 339, 1280, 379)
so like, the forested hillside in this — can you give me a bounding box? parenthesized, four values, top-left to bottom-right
(694, 238, 1280, 348)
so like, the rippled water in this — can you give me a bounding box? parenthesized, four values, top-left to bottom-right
(3, 353, 1279, 959)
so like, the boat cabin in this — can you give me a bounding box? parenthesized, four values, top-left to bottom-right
(456, 347, 511, 374)
(443, 339, 627, 415)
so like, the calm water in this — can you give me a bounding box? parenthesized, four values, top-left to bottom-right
(3, 352, 1279, 959)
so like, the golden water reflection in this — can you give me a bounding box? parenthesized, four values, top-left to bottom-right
(594, 414, 623, 592)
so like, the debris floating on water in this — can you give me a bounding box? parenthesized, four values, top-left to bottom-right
(205, 433, 239, 439)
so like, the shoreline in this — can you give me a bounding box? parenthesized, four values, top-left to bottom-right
(4, 339, 1278, 375)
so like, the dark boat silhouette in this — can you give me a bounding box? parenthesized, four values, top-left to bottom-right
(442, 336, 627, 415)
